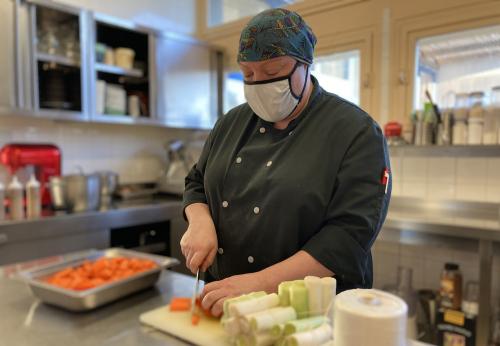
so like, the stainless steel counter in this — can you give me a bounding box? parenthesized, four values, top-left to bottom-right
(0, 196, 183, 237)
(0, 255, 433, 346)
(0, 259, 192, 346)
(0, 197, 185, 265)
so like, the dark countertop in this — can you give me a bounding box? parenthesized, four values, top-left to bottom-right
(0, 256, 194, 346)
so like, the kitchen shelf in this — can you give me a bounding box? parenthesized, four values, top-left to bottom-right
(92, 114, 163, 127)
(95, 63, 143, 78)
(389, 144, 500, 157)
(37, 52, 80, 67)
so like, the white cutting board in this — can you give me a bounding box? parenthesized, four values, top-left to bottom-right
(140, 305, 229, 346)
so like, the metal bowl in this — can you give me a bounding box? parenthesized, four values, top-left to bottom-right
(49, 174, 101, 212)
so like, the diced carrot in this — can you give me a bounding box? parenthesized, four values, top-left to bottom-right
(170, 297, 191, 311)
(43, 257, 158, 291)
(191, 313, 201, 325)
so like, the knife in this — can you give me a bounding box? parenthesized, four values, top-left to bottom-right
(190, 269, 200, 321)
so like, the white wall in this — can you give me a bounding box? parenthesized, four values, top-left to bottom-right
(0, 117, 194, 185)
(378, 151, 500, 304)
(56, 0, 197, 34)
(391, 154, 500, 202)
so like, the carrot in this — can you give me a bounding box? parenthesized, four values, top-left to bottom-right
(44, 257, 158, 291)
(195, 297, 215, 318)
(191, 313, 201, 325)
(169, 297, 191, 311)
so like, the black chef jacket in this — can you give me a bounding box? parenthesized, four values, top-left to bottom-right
(183, 76, 391, 292)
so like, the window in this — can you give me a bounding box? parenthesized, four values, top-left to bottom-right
(223, 71, 245, 113)
(311, 50, 361, 105)
(207, 0, 302, 27)
(414, 25, 500, 110)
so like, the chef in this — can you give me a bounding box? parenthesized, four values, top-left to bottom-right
(181, 8, 391, 316)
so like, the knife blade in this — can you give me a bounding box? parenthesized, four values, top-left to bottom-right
(190, 269, 200, 318)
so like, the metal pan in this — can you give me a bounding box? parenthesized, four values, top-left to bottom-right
(19, 248, 179, 311)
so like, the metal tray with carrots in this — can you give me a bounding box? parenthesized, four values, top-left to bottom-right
(19, 248, 179, 311)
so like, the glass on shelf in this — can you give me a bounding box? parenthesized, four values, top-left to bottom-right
(383, 266, 418, 340)
(37, 26, 60, 56)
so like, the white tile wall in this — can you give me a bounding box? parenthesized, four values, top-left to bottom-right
(0, 117, 198, 185)
(372, 241, 491, 293)
(390, 152, 500, 203)
(427, 158, 456, 184)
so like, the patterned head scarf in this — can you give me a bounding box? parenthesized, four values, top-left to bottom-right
(237, 8, 317, 65)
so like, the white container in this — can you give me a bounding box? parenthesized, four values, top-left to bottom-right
(115, 47, 135, 70)
(452, 111, 468, 145)
(0, 182, 5, 221)
(468, 118, 483, 145)
(483, 108, 498, 144)
(105, 84, 126, 115)
(128, 95, 140, 117)
(7, 176, 23, 220)
(104, 48, 114, 65)
(26, 174, 41, 218)
(96, 80, 106, 114)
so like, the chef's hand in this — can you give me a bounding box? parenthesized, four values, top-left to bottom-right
(181, 203, 218, 274)
(200, 272, 269, 317)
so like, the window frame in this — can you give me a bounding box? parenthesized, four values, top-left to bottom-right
(391, 1, 500, 128)
(313, 28, 375, 114)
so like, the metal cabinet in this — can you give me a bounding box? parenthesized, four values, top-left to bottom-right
(8, 0, 91, 120)
(156, 32, 222, 129)
(0, 0, 33, 113)
(1, 0, 222, 130)
(0, 227, 109, 265)
(88, 13, 160, 125)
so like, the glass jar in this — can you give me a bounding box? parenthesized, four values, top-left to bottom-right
(452, 113, 468, 145)
(384, 122, 408, 146)
(490, 86, 500, 145)
(468, 117, 484, 145)
(439, 262, 462, 310)
(483, 107, 498, 144)
(462, 281, 479, 317)
(384, 266, 418, 340)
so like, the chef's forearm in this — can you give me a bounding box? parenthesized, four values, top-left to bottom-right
(185, 203, 212, 225)
(258, 250, 334, 293)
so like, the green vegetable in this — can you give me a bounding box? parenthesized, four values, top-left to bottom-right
(289, 284, 309, 319)
(283, 316, 329, 335)
(222, 291, 266, 319)
(278, 280, 304, 307)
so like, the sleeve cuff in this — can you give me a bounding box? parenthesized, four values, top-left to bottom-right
(301, 224, 369, 289)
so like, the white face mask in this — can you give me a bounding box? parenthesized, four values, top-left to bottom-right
(244, 62, 309, 122)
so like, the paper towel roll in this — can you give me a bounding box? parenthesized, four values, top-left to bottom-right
(334, 289, 408, 346)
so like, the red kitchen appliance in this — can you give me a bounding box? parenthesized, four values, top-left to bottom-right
(0, 144, 61, 206)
